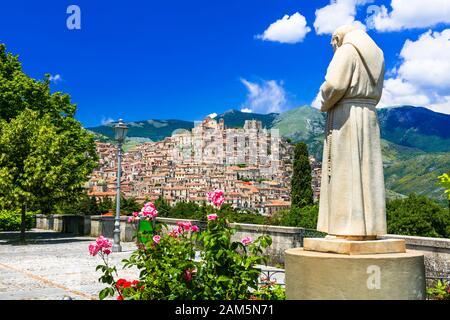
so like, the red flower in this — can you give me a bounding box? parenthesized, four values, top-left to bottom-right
(117, 295, 123, 300)
(183, 268, 196, 282)
(116, 278, 132, 288)
(116, 278, 127, 287)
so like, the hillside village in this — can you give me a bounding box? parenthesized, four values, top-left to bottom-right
(87, 117, 322, 215)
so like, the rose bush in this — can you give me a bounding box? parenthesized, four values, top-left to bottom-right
(91, 189, 283, 300)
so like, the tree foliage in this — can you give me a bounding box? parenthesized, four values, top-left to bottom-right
(56, 193, 101, 216)
(438, 172, 450, 212)
(269, 204, 319, 229)
(0, 44, 98, 238)
(386, 194, 450, 238)
(291, 142, 313, 208)
(0, 44, 76, 122)
(0, 209, 36, 231)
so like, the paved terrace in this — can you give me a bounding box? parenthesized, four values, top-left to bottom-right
(0, 230, 139, 300)
(0, 229, 285, 300)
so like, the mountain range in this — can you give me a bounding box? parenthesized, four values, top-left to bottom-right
(88, 105, 450, 205)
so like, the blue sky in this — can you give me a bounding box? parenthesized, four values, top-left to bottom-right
(0, 0, 449, 127)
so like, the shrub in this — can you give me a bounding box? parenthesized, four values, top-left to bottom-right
(251, 279, 286, 300)
(115, 197, 141, 215)
(269, 204, 319, 229)
(91, 190, 281, 300)
(427, 280, 450, 300)
(0, 210, 36, 231)
(98, 197, 113, 214)
(56, 193, 100, 216)
(386, 194, 450, 238)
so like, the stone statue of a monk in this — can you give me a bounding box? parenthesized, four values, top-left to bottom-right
(317, 25, 387, 239)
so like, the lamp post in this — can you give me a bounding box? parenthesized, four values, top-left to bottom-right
(112, 119, 128, 252)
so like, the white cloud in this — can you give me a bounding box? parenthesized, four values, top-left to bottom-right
(240, 108, 252, 113)
(379, 78, 431, 107)
(314, 0, 371, 35)
(240, 78, 288, 114)
(101, 117, 115, 125)
(372, 0, 450, 32)
(379, 29, 450, 114)
(49, 74, 62, 83)
(207, 113, 217, 119)
(428, 96, 450, 114)
(396, 29, 450, 89)
(256, 12, 311, 44)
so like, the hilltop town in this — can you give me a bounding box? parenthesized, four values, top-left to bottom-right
(87, 117, 322, 215)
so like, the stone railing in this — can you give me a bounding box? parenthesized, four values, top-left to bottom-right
(35, 214, 91, 235)
(381, 234, 450, 279)
(90, 215, 136, 242)
(35, 215, 450, 276)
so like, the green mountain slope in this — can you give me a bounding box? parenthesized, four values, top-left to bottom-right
(378, 106, 450, 152)
(215, 109, 278, 128)
(271, 105, 325, 160)
(384, 151, 450, 205)
(88, 119, 195, 141)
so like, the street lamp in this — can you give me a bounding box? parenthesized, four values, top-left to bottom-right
(112, 119, 128, 252)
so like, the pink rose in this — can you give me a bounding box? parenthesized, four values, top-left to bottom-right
(89, 236, 112, 256)
(207, 189, 225, 207)
(190, 225, 199, 232)
(177, 221, 192, 231)
(207, 214, 218, 221)
(88, 243, 99, 256)
(241, 236, 253, 246)
(169, 227, 180, 238)
(153, 235, 161, 244)
(127, 216, 133, 223)
(137, 202, 158, 220)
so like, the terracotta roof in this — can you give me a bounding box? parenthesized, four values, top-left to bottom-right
(88, 191, 116, 196)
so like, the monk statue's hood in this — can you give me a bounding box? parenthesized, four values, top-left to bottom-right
(341, 29, 385, 85)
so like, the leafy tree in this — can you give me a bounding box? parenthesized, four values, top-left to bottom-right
(269, 204, 319, 229)
(56, 193, 100, 216)
(115, 196, 141, 215)
(154, 196, 171, 217)
(0, 209, 36, 231)
(0, 44, 98, 241)
(98, 197, 114, 214)
(0, 44, 76, 122)
(291, 142, 313, 208)
(438, 172, 450, 212)
(386, 194, 450, 238)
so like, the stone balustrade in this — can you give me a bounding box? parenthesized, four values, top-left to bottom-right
(35, 215, 450, 276)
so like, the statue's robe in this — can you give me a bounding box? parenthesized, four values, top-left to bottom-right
(317, 29, 387, 236)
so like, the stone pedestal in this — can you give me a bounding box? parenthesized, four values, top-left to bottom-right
(285, 248, 426, 300)
(304, 237, 406, 255)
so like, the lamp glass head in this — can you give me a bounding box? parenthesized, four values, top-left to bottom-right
(113, 119, 128, 142)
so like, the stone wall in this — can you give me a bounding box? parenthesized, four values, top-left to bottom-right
(35, 215, 450, 276)
(381, 234, 450, 279)
(35, 214, 90, 235)
(90, 216, 136, 242)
